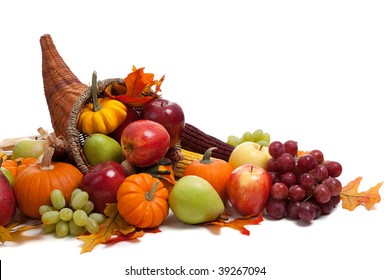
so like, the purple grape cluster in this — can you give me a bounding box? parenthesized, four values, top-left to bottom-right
(265, 140, 343, 222)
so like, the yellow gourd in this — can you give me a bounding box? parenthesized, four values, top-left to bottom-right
(77, 71, 127, 135)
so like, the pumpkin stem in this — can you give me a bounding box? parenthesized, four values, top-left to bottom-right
(91, 71, 101, 112)
(200, 147, 217, 164)
(145, 181, 160, 202)
(40, 147, 55, 170)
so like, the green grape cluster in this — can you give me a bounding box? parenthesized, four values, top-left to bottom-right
(227, 129, 271, 147)
(39, 188, 107, 238)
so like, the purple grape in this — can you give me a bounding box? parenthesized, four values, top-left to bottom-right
(298, 173, 315, 189)
(323, 177, 342, 196)
(270, 182, 289, 200)
(268, 141, 285, 158)
(288, 184, 306, 202)
(297, 154, 318, 173)
(298, 202, 316, 222)
(323, 161, 342, 177)
(279, 171, 297, 187)
(286, 201, 301, 220)
(313, 164, 329, 181)
(309, 149, 324, 164)
(284, 140, 298, 156)
(276, 153, 296, 172)
(313, 184, 331, 204)
(266, 199, 287, 219)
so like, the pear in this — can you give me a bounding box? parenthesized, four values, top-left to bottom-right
(83, 133, 124, 166)
(169, 175, 225, 224)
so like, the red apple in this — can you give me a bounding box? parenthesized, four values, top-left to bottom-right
(141, 98, 185, 148)
(0, 171, 16, 226)
(121, 119, 170, 167)
(80, 161, 126, 213)
(109, 106, 140, 143)
(226, 164, 272, 216)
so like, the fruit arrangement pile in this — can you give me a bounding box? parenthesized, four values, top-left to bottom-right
(0, 46, 384, 253)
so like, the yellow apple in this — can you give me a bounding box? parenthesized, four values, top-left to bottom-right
(11, 138, 45, 160)
(228, 142, 271, 169)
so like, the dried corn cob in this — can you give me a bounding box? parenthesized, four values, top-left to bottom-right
(173, 148, 203, 178)
(179, 123, 234, 162)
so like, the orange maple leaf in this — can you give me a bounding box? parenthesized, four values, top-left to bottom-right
(204, 213, 264, 236)
(340, 176, 383, 211)
(77, 203, 136, 253)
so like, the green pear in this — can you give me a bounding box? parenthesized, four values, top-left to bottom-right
(169, 175, 225, 224)
(11, 138, 45, 160)
(83, 133, 124, 166)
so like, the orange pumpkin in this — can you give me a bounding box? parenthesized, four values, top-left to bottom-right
(116, 173, 169, 229)
(1, 157, 38, 179)
(13, 147, 83, 219)
(183, 147, 233, 203)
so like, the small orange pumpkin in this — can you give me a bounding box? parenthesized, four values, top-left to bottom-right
(1, 157, 38, 179)
(116, 173, 169, 229)
(13, 147, 83, 219)
(183, 147, 233, 203)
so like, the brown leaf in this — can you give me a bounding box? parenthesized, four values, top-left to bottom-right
(204, 213, 264, 236)
(340, 177, 383, 211)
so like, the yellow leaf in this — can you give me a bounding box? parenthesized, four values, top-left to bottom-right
(0, 221, 41, 243)
(340, 177, 383, 211)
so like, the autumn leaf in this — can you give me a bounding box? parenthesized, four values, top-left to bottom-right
(77, 203, 136, 253)
(340, 176, 383, 211)
(0, 221, 41, 243)
(104, 66, 165, 107)
(204, 213, 264, 236)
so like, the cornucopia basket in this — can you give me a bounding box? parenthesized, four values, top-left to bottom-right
(40, 34, 234, 174)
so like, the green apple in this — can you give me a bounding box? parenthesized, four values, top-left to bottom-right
(11, 138, 45, 160)
(228, 142, 271, 170)
(169, 175, 225, 224)
(0, 167, 14, 187)
(83, 133, 124, 166)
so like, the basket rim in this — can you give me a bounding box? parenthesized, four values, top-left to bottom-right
(67, 77, 125, 173)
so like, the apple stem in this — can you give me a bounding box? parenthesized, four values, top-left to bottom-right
(145, 181, 159, 201)
(200, 147, 217, 164)
(40, 147, 55, 171)
(91, 71, 101, 112)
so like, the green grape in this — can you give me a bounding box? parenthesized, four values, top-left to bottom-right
(39, 205, 55, 216)
(82, 200, 94, 215)
(262, 132, 271, 145)
(85, 217, 99, 234)
(70, 188, 82, 202)
(89, 213, 107, 225)
(227, 135, 240, 147)
(50, 189, 66, 210)
(69, 220, 85, 236)
(42, 223, 56, 233)
(252, 129, 264, 142)
(71, 191, 89, 210)
(242, 131, 253, 142)
(73, 209, 88, 227)
(41, 210, 60, 225)
(56, 220, 69, 238)
(257, 140, 270, 147)
(59, 208, 73, 221)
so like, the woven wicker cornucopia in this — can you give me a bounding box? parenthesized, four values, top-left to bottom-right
(40, 34, 234, 174)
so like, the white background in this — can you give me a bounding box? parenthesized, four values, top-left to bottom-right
(1, 1, 389, 279)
